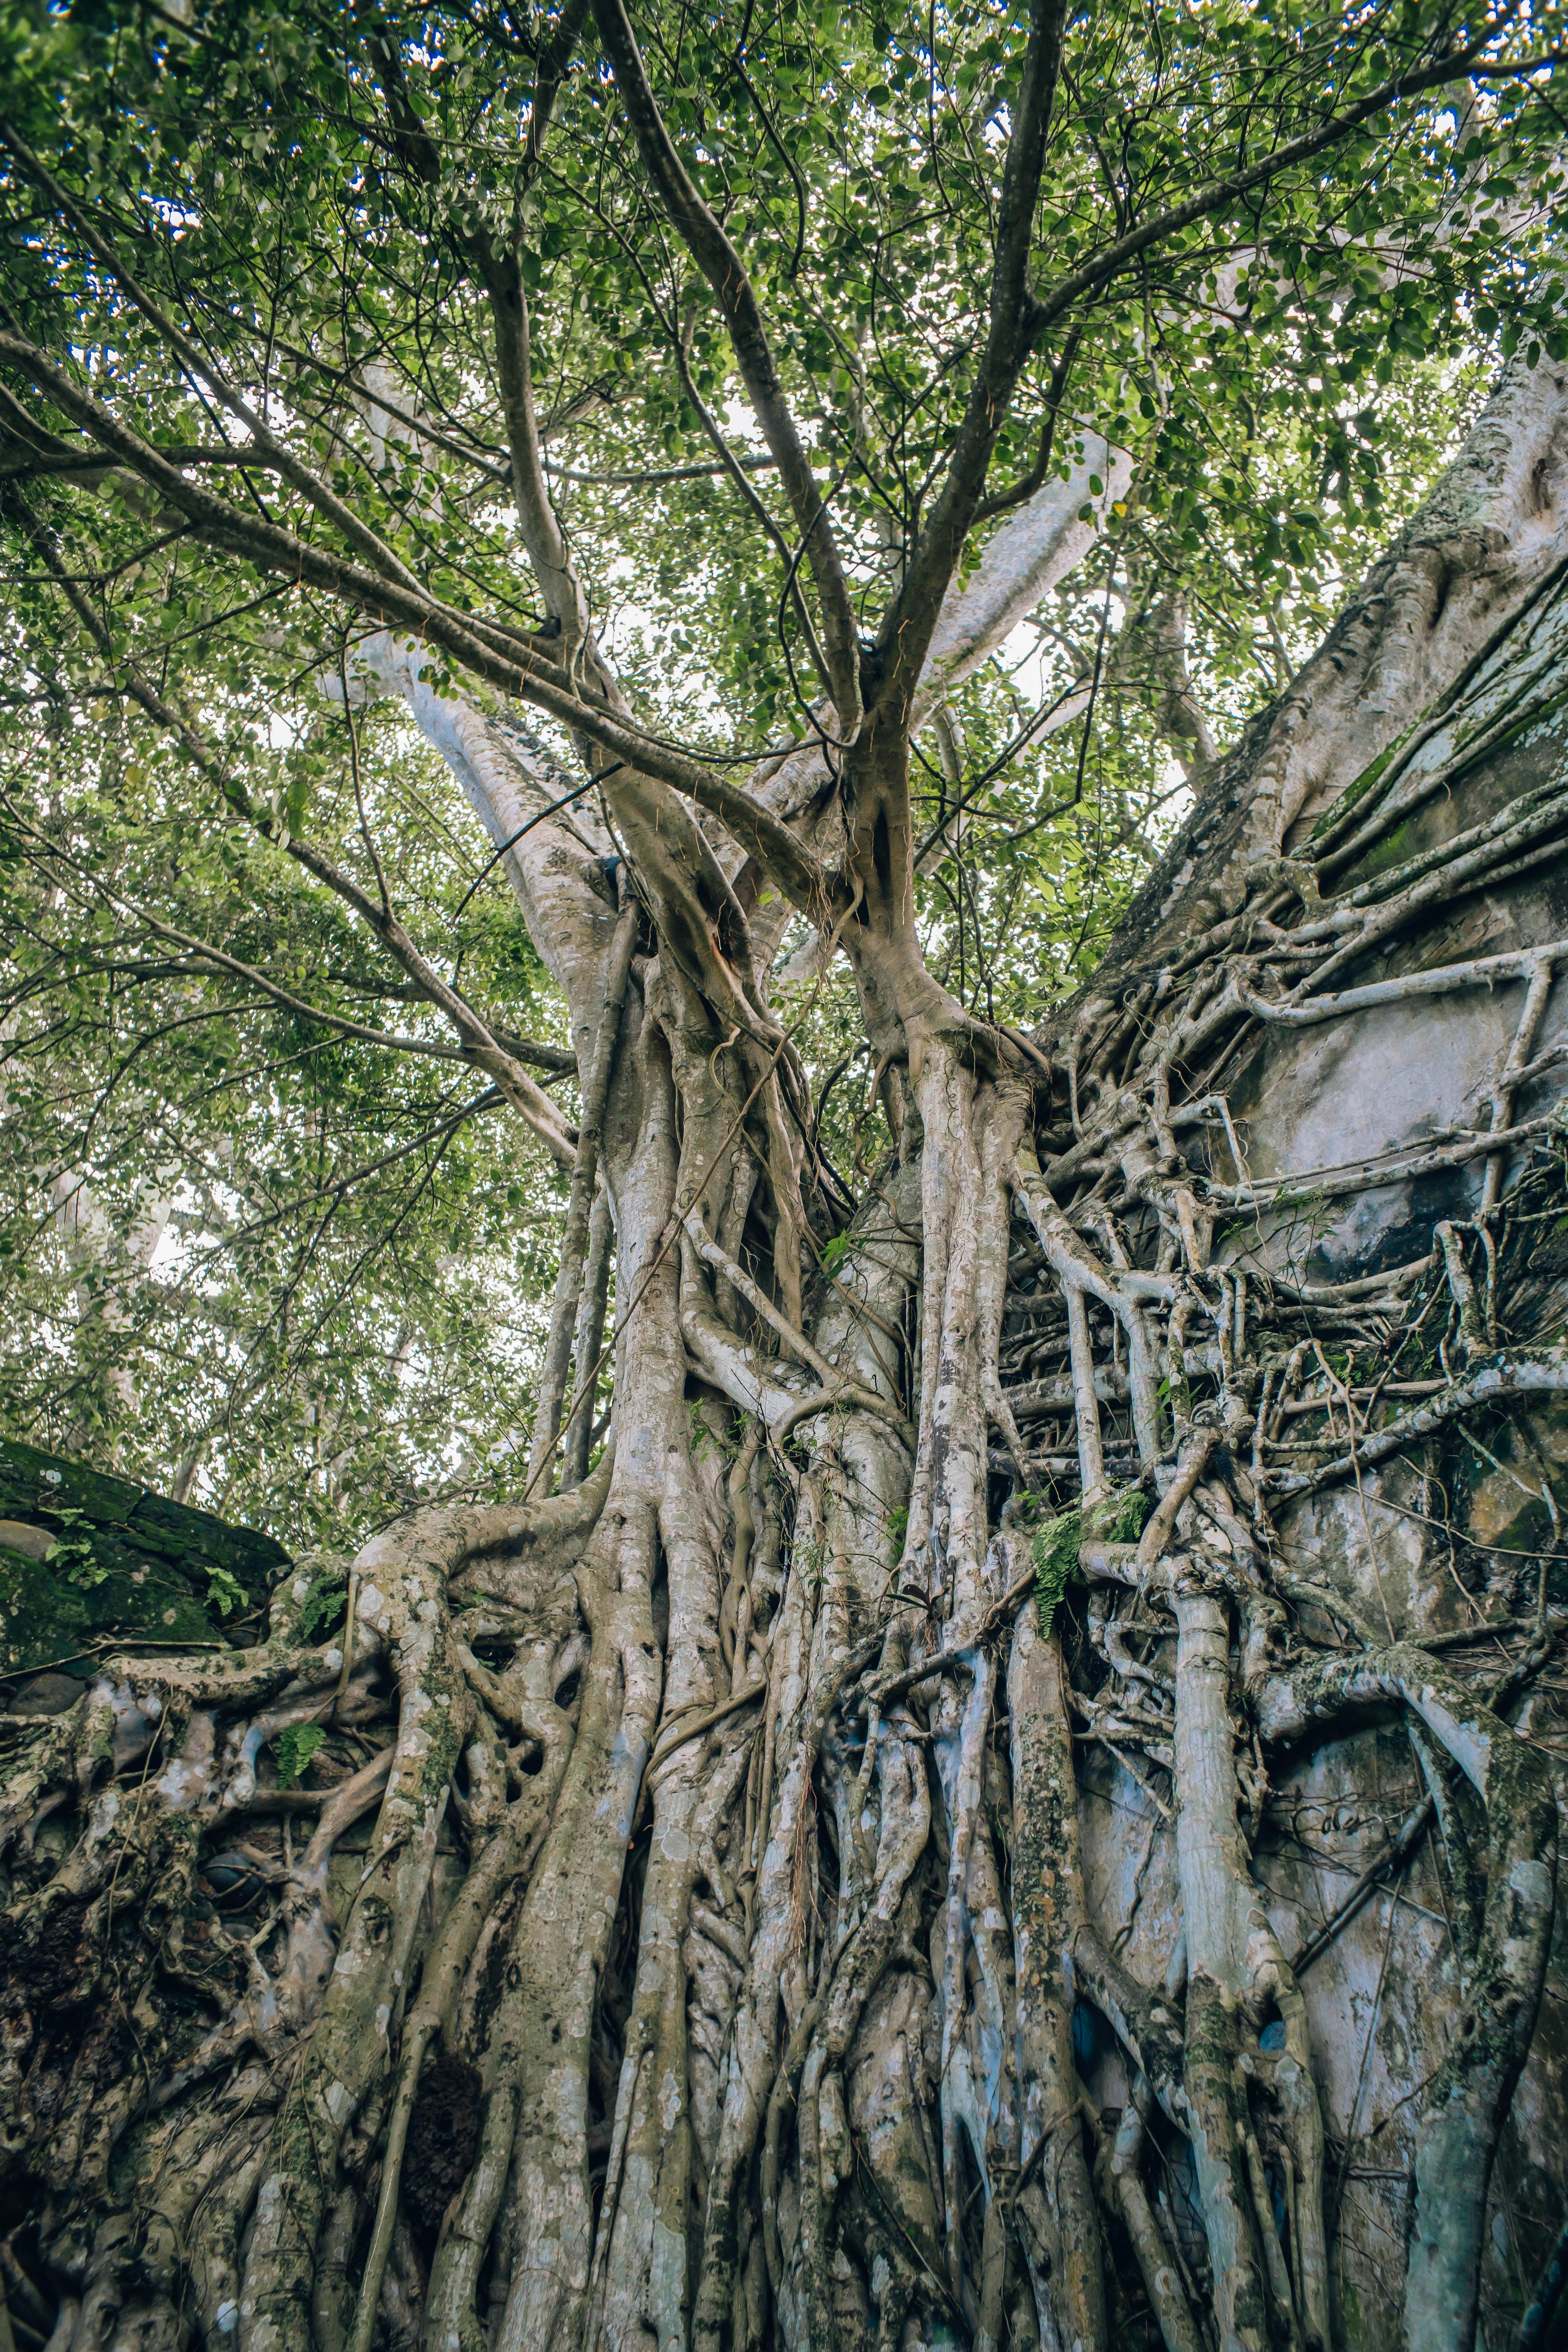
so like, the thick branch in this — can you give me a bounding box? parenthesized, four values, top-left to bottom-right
(0, 344, 835, 911)
(874, 0, 1070, 720)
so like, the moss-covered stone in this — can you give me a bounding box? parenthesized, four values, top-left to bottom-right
(0, 1435, 291, 1679)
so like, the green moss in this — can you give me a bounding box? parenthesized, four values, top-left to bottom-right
(419, 1704, 464, 1804)
(0, 1543, 218, 1676)
(1450, 682, 1568, 783)
(1352, 814, 1417, 878)
(1311, 733, 1406, 837)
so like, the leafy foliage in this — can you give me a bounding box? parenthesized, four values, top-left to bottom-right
(206, 1562, 247, 1618)
(0, 699, 571, 1548)
(298, 1571, 350, 1644)
(1032, 1507, 1082, 1634)
(43, 1510, 108, 1591)
(1031, 1484, 1150, 1632)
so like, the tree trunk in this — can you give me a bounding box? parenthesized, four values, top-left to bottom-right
(3, 355, 1568, 2352)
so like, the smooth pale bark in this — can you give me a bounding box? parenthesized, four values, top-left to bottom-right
(1171, 1594, 1273, 2352)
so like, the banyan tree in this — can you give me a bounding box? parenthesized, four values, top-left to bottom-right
(0, 2, 1567, 2347)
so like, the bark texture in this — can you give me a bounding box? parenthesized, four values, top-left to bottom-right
(5, 347, 1568, 2352)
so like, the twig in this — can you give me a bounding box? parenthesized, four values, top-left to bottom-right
(1291, 1795, 1435, 1976)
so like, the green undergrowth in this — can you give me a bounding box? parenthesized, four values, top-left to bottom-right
(273, 1724, 327, 1786)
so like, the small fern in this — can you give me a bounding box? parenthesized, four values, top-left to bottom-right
(1029, 1485, 1151, 1633)
(1101, 1485, 1153, 1547)
(206, 1565, 246, 1618)
(299, 1573, 348, 1643)
(44, 1509, 108, 1591)
(272, 1724, 326, 1787)
(1030, 1512, 1081, 1634)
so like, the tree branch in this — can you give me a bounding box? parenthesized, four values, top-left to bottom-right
(18, 513, 580, 1167)
(0, 336, 835, 913)
(590, 0, 864, 731)
(1027, 24, 1548, 342)
(0, 120, 475, 625)
(872, 0, 1071, 722)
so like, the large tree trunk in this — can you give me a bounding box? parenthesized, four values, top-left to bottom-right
(4, 356, 1568, 2352)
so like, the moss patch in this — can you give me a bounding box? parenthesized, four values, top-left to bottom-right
(1310, 733, 1407, 839)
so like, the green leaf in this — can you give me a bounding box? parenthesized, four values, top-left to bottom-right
(1030, 1485, 1150, 1634)
(1031, 1510, 1080, 1634)
(44, 1514, 110, 1589)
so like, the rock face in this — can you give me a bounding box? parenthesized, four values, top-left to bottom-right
(0, 1436, 290, 1685)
